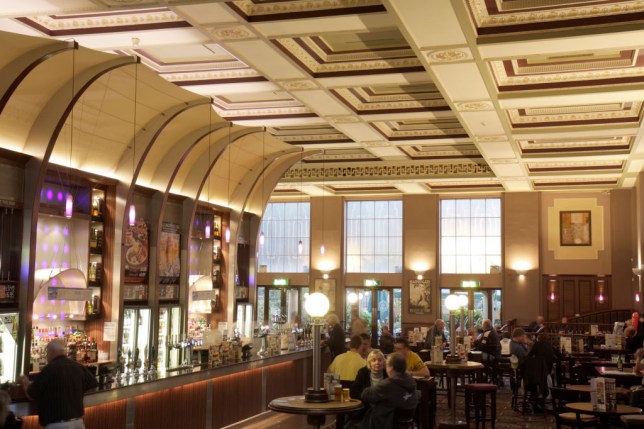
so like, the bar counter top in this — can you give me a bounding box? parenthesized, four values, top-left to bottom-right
(10, 347, 313, 417)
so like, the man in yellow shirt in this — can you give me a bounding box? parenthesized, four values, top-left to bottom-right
(328, 336, 366, 381)
(394, 338, 429, 377)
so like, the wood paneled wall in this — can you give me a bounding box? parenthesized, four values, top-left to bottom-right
(544, 275, 611, 321)
(134, 381, 208, 429)
(211, 368, 263, 429)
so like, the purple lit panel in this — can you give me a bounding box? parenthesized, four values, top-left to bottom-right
(46, 189, 53, 200)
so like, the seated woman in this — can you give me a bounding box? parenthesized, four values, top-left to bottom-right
(351, 350, 387, 399)
(344, 350, 387, 428)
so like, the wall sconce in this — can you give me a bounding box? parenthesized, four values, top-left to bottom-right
(515, 269, 527, 279)
(548, 279, 557, 303)
(633, 267, 643, 277)
(597, 278, 606, 304)
(322, 273, 329, 280)
(411, 263, 428, 281)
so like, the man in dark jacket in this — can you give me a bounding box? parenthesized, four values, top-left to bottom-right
(359, 353, 419, 429)
(528, 332, 561, 373)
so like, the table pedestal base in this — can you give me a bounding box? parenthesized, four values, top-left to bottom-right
(306, 415, 326, 429)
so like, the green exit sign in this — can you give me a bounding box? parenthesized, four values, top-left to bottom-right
(273, 278, 289, 286)
(461, 280, 480, 288)
(364, 279, 382, 287)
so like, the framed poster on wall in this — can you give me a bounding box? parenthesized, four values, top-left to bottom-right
(408, 279, 431, 314)
(560, 210, 591, 246)
(314, 278, 336, 313)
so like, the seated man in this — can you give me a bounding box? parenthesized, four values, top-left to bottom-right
(500, 331, 512, 356)
(510, 328, 529, 366)
(328, 335, 366, 382)
(424, 319, 447, 349)
(359, 353, 420, 429)
(527, 315, 544, 332)
(394, 338, 429, 377)
(359, 333, 372, 359)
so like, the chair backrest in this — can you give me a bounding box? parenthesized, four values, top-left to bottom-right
(550, 386, 581, 413)
(522, 355, 548, 388)
(393, 407, 416, 429)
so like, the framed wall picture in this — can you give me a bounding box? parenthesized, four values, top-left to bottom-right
(409, 279, 431, 314)
(560, 210, 591, 246)
(313, 278, 336, 313)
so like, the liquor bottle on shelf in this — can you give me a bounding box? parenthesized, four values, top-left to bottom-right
(92, 198, 100, 218)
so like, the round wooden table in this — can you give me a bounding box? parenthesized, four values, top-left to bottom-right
(566, 402, 642, 426)
(566, 384, 631, 397)
(425, 360, 484, 427)
(268, 395, 363, 429)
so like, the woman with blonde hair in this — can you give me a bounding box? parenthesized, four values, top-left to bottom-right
(350, 350, 387, 399)
(0, 390, 19, 429)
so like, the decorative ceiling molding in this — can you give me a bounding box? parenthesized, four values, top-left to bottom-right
(279, 80, 319, 91)
(399, 143, 483, 161)
(327, 115, 361, 124)
(271, 29, 424, 77)
(533, 178, 620, 188)
(518, 136, 634, 154)
(363, 141, 390, 147)
(489, 49, 644, 92)
(507, 101, 643, 128)
(465, 0, 644, 35)
(281, 162, 493, 182)
(209, 25, 258, 41)
(425, 181, 503, 191)
(16, 7, 191, 36)
(211, 94, 316, 120)
(455, 101, 494, 112)
(372, 119, 469, 140)
(330, 83, 451, 114)
(227, 0, 386, 22)
(425, 48, 473, 64)
(268, 124, 353, 145)
(475, 135, 507, 143)
(527, 160, 624, 173)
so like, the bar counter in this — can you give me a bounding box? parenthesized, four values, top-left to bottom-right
(12, 348, 313, 429)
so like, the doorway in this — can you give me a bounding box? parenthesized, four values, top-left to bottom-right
(345, 287, 402, 344)
(256, 286, 309, 326)
(439, 288, 502, 332)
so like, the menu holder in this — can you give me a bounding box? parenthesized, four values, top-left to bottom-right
(464, 336, 471, 353)
(431, 346, 443, 364)
(560, 337, 572, 354)
(591, 324, 599, 336)
(434, 336, 443, 348)
(605, 334, 616, 349)
(324, 373, 340, 397)
(591, 377, 616, 411)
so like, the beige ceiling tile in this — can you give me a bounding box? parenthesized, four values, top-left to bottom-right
(478, 141, 515, 159)
(357, 112, 448, 122)
(185, 81, 279, 96)
(293, 90, 352, 116)
(491, 163, 525, 177)
(627, 160, 644, 174)
(622, 177, 637, 187)
(503, 180, 532, 192)
(432, 63, 490, 101)
(0, 18, 45, 36)
(384, 0, 466, 48)
(333, 122, 384, 142)
(232, 117, 327, 128)
(175, 3, 239, 25)
(225, 39, 306, 80)
(460, 111, 506, 136)
(71, 28, 208, 51)
(253, 13, 393, 38)
(0, 0, 97, 15)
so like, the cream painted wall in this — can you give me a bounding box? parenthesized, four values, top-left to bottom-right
(402, 194, 438, 324)
(503, 193, 540, 325)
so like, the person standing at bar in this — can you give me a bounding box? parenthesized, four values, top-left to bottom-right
(323, 313, 346, 358)
(19, 339, 98, 429)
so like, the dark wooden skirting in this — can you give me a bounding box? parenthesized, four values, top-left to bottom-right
(211, 368, 263, 429)
(134, 381, 208, 429)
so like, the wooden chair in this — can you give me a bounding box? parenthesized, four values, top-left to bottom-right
(521, 355, 548, 417)
(549, 387, 599, 429)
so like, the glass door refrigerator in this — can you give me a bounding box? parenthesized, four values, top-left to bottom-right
(121, 307, 151, 372)
(0, 313, 18, 382)
(158, 305, 181, 373)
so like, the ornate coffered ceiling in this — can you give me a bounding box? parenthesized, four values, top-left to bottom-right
(3, 0, 644, 196)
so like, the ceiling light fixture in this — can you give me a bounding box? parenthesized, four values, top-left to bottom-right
(320, 149, 326, 256)
(225, 122, 232, 244)
(128, 62, 138, 227)
(259, 128, 266, 247)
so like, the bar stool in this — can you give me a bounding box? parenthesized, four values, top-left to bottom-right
(464, 383, 497, 429)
